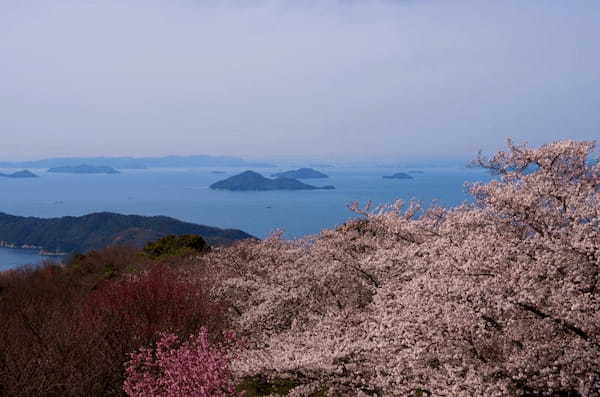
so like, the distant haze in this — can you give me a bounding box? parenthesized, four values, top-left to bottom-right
(1, 0, 599, 161)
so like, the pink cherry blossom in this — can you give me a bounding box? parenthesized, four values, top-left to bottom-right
(203, 139, 599, 396)
(123, 328, 241, 397)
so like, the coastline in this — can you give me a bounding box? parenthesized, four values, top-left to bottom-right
(39, 250, 68, 257)
(0, 241, 67, 257)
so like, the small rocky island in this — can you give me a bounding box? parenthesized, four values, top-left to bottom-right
(383, 172, 414, 180)
(210, 170, 335, 191)
(48, 164, 120, 174)
(271, 167, 329, 179)
(0, 170, 38, 178)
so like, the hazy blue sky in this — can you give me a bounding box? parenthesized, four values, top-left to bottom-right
(1, 0, 599, 161)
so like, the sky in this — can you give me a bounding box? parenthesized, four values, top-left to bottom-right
(1, 0, 599, 162)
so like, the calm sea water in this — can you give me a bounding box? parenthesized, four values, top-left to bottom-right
(0, 166, 491, 269)
(0, 247, 60, 272)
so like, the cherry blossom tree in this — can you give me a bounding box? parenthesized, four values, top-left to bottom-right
(207, 140, 599, 396)
(123, 328, 240, 397)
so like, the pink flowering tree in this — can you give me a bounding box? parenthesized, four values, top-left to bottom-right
(205, 140, 599, 396)
(123, 328, 241, 397)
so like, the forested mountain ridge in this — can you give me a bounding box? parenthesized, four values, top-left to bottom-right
(0, 212, 253, 253)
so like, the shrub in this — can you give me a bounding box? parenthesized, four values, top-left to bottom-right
(0, 266, 96, 396)
(81, 263, 225, 339)
(77, 264, 227, 394)
(65, 245, 147, 287)
(0, 262, 226, 396)
(143, 235, 209, 258)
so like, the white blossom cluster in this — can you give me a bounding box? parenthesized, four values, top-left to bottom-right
(203, 140, 599, 396)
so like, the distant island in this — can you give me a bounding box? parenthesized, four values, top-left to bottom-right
(0, 170, 38, 178)
(210, 171, 335, 191)
(383, 172, 414, 180)
(48, 164, 120, 174)
(271, 168, 329, 179)
(0, 155, 275, 170)
(0, 212, 253, 254)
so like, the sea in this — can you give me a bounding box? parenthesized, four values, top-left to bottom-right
(0, 165, 492, 271)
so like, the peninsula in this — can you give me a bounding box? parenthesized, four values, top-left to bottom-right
(210, 171, 335, 191)
(383, 172, 414, 180)
(0, 170, 38, 178)
(48, 164, 120, 174)
(271, 168, 329, 179)
(0, 212, 253, 254)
